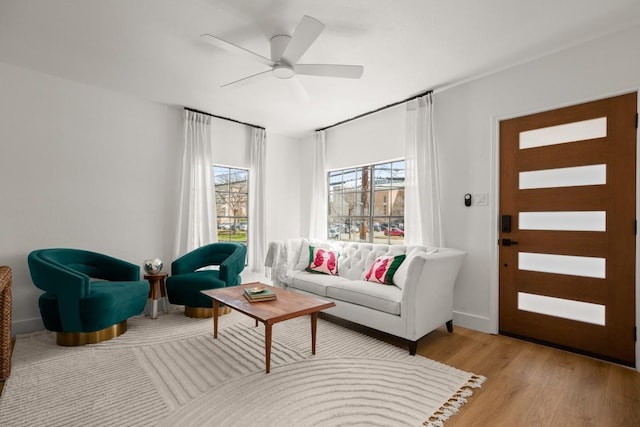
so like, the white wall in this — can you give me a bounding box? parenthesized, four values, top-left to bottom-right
(0, 62, 304, 333)
(265, 132, 303, 244)
(436, 24, 640, 339)
(325, 105, 406, 171)
(316, 25, 640, 367)
(0, 62, 183, 333)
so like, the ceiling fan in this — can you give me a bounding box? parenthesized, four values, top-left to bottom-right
(201, 15, 364, 95)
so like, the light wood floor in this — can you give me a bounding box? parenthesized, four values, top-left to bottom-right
(2, 323, 639, 426)
(321, 314, 640, 427)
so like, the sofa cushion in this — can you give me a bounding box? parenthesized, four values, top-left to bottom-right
(364, 254, 406, 285)
(305, 246, 339, 275)
(166, 271, 226, 307)
(325, 280, 402, 315)
(290, 271, 352, 297)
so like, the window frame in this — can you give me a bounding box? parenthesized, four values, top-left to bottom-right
(213, 164, 249, 246)
(327, 159, 405, 244)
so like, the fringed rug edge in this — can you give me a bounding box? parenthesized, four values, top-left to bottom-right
(423, 374, 487, 427)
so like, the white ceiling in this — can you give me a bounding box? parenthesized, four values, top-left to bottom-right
(1, 0, 639, 137)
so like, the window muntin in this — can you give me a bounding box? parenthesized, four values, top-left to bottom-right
(214, 165, 248, 245)
(328, 160, 405, 245)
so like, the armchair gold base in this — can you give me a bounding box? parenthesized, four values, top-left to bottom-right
(56, 321, 127, 346)
(185, 306, 231, 318)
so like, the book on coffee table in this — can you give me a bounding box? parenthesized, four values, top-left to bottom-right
(243, 286, 277, 302)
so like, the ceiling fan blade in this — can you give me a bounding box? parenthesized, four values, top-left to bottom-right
(288, 77, 310, 102)
(281, 15, 325, 65)
(295, 64, 364, 79)
(221, 70, 272, 88)
(201, 34, 274, 67)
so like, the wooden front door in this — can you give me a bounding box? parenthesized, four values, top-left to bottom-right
(499, 93, 637, 366)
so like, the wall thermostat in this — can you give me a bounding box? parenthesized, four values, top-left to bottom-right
(464, 193, 472, 207)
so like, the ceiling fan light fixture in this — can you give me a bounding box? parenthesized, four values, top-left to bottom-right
(272, 64, 295, 79)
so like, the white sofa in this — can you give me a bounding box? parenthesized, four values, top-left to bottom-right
(265, 238, 466, 354)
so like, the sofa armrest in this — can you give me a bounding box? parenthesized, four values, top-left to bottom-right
(27, 251, 87, 331)
(400, 249, 466, 339)
(219, 244, 247, 285)
(264, 239, 306, 287)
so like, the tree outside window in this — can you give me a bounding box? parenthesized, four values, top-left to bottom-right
(214, 165, 248, 245)
(328, 160, 405, 245)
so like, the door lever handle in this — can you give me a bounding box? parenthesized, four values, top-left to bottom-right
(502, 238, 519, 246)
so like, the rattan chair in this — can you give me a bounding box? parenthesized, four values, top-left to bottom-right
(0, 266, 12, 380)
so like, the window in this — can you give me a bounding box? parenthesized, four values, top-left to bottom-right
(214, 165, 248, 245)
(328, 160, 405, 244)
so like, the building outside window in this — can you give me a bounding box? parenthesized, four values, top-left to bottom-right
(328, 160, 405, 245)
(214, 165, 248, 246)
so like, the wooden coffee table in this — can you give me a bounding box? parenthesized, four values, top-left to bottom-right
(201, 282, 335, 373)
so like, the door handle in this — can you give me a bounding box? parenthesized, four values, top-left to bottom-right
(501, 238, 519, 246)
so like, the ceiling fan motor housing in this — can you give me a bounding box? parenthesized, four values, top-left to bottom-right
(272, 63, 295, 79)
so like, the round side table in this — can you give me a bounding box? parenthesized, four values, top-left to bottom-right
(144, 273, 169, 319)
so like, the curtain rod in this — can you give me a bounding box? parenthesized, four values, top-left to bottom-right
(184, 107, 265, 130)
(315, 89, 433, 132)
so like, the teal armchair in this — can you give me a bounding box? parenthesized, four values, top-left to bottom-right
(28, 248, 149, 345)
(166, 242, 247, 318)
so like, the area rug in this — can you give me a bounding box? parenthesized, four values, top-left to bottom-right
(0, 310, 485, 426)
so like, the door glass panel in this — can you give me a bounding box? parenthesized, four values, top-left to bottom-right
(518, 292, 605, 326)
(519, 164, 606, 190)
(519, 211, 606, 231)
(519, 252, 605, 279)
(519, 117, 607, 149)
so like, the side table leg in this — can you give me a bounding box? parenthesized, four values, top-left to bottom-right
(160, 280, 169, 314)
(151, 279, 159, 319)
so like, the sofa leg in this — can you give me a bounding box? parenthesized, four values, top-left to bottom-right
(408, 340, 417, 356)
(446, 319, 454, 333)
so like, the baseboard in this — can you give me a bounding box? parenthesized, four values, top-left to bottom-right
(452, 310, 493, 334)
(12, 317, 44, 335)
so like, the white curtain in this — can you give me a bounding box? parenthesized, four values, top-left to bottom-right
(309, 130, 327, 240)
(174, 110, 217, 257)
(404, 93, 443, 247)
(248, 128, 267, 273)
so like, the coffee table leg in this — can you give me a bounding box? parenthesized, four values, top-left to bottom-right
(213, 300, 219, 339)
(311, 312, 318, 355)
(265, 323, 272, 374)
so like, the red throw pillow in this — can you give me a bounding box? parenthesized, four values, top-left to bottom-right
(364, 255, 406, 285)
(306, 246, 339, 275)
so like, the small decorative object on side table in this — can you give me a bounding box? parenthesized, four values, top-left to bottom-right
(143, 258, 168, 319)
(143, 258, 163, 275)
